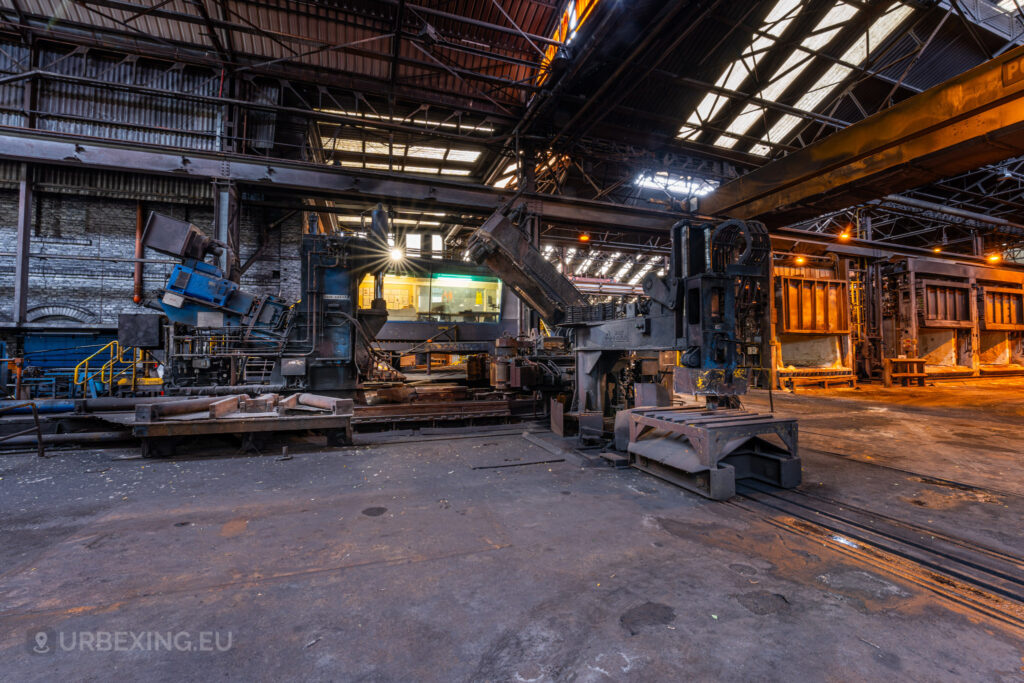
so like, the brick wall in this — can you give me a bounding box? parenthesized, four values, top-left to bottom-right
(0, 191, 302, 325)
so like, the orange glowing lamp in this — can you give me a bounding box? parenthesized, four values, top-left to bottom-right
(579, 233, 590, 243)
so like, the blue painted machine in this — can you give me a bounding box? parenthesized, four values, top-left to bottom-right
(142, 209, 393, 394)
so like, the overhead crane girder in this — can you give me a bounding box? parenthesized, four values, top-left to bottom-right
(700, 44, 1024, 226)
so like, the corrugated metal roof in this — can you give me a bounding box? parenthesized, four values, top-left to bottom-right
(15, 0, 558, 107)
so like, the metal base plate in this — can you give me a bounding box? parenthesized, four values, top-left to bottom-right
(631, 449, 801, 500)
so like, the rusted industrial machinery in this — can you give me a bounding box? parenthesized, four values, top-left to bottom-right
(141, 207, 399, 394)
(771, 253, 856, 390)
(877, 255, 1024, 381)
(489, 333, 574, 395)
(468, 206, 801, 499)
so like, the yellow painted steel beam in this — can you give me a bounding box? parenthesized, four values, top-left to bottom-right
(700, 44, 1024, 225)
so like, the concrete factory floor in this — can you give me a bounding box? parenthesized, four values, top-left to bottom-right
(1, 384, 1023, 681)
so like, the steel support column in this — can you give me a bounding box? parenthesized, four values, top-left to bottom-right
(13, 164, 32, 324)
(214, 180, 240, 280)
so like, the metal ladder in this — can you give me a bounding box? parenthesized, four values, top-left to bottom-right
(243, 357, 275, 383)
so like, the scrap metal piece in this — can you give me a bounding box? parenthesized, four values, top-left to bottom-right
(135, 396, 231, 423)
(209, 395, 243, 418)
(296, 393, 354, 415)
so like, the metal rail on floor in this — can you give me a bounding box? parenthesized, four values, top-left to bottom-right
(728, 482, 1024, 634)
(0, 402, 45, 457)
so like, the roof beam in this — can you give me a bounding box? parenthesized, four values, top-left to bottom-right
(0, 16, 521, 116)
(38, 1, 538, 93)
(700, 43, 1024, 225)
(939, 0, 1024, 47)
(0, 127, 681, 231)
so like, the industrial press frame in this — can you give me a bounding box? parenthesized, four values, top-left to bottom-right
(468, 206, 801, 499)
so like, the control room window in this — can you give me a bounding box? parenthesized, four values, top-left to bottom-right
(358, 272, 502, 322)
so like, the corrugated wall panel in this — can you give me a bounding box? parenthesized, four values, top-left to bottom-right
(36, 48, 223, 151)
(0, 162, 210, 201)
(0, 161, 21, 189)
(0, 41, 29, 129)
(35, 168, 213, 202)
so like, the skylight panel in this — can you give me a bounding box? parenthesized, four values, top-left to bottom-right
(636, 171, 718, 196)
(318, 109, 495, 134)
(445, 149, 482, 162)
(597, 252, 620, 277)
(364, 141, 391, 155)
(748, 1, 914, 156)
(440, 168, 472, 176)
(491, 160, 520, 189)
(330, 138, 363, 152)
(392, 219, 441, 227)
(576, 253, 595, 275)
(407, 146, 447, 160)
(678, 0, 806, 141)
(715, 1, 858, 149)
(629, 264, 653, 285)
(406, 233, 421, 257)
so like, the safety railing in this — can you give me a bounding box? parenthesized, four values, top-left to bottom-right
(0, 402, 45, 457)
(106, 345, 160, 393)
(74, 340, 120, 395)
(74, 341, 160, 396)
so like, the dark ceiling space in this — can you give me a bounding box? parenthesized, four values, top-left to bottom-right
(2, 0, 1024, 259)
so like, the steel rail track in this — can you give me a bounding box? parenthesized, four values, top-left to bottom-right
(729, 482, 1024, 633)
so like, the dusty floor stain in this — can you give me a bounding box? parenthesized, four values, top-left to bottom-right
(219, 518, 249, 537)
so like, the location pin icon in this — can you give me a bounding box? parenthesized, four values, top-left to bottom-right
(33, 630, 50, 653)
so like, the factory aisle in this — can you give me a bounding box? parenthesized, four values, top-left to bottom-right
(1, 412, 1021, 681)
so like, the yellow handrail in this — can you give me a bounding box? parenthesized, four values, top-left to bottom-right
(108, 346, 159, 391)
(74, 341, 157, 395)
(73, 340, 119, 389)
